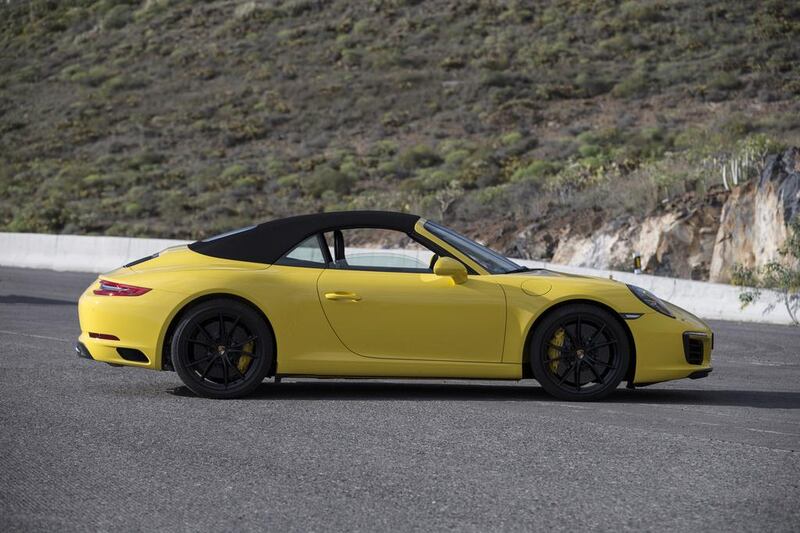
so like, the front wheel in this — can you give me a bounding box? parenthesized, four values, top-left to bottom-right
(172, 299, 274, 399)
(530, 304, 630, 401)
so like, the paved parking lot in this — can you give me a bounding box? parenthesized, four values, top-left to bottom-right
(1, 266, 799, 531)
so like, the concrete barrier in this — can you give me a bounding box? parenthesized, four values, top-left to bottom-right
(0, 232, 794, 325)
(0, 232, 187, 273)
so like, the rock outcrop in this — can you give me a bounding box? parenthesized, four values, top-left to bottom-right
(709, 147, 800, 282)
(515, 148, 800, 282)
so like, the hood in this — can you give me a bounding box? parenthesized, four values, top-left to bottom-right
(496, 268, 626, 297)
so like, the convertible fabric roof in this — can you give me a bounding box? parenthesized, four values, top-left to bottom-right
(188, 211, 420, 265)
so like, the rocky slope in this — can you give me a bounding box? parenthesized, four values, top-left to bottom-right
(514, 148, 800, 282)
(1, 1, 799, 241)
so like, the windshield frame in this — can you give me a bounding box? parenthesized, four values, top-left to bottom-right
(422, 220, 522, 274)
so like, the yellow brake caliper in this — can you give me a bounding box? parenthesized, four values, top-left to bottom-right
(548, 328, 565, 373)
(236, 340, 254, 374)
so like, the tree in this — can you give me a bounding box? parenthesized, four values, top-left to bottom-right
(732, 217, 800, 325)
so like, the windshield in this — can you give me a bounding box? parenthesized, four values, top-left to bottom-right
(423, 220, 522, 274)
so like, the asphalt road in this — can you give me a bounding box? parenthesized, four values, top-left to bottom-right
(1, 266, 799, 532)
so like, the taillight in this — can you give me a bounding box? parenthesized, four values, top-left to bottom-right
(93, 280, 151, 296)
(89, 332, 120, 340)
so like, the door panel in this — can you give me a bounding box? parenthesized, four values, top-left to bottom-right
(317, 269, 506, 362)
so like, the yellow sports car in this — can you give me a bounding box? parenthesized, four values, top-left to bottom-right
(76, 211, 713, 400)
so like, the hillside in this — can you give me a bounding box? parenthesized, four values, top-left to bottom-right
(1, 0, 799, 261)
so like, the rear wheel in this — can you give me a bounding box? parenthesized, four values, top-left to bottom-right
(530, 304, 630, 401)
(172, 299, 273, 399)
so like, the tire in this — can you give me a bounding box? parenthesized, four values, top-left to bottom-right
(171, 298, 274, 399)
(529, 303, 630, 401)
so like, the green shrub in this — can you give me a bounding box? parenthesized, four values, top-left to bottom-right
(127, 151, 165, 170)
(283, 0, 316, 17)
(499, 131, 523, 146)
(708, 71, 743, 91)
(575, 70, 613, 97)
(578, 144, 602, 158)
(368, 140, 398, 159)
(611, 70, 650, 98)
(102, 5, 133, 30)
(443, 148, 471, 167)
(619, 1, 663, 24)
(221, 164, 248, 180)
(69, 66, 112, 87)
(103, 74, 150, 93)
(510, 160, 558, 183)
(123, 202, 143, 216)
(306, 166, 355, 197)
(396, 145, 442, 173)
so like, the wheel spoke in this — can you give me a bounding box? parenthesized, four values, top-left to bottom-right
(231, 335, 258, 348)
(586, 356, 613, 369)
(586, 323, 606, 347)
(575, 315, 582, 344)
(557, 362, 576, 385)
(188, 338, 212, 348)
(543, 355, 566, 364)
(218, 313, 226, 343)
(220, 355, 229, 387)
(200, 357, 217, 379)
(226, 348, 257, 358)
(227, 315, 241, 344)
(195, 323, 215, 344)
(562, 328, 578, 350)
(225, 355, 246, 378)
(186, 355, 214, 368)
(586, 361, 604, 383)
(589, 340, 617, 352)
(574, 360, 581, 390)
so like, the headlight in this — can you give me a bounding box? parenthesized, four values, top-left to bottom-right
(627, 284, 675, 318)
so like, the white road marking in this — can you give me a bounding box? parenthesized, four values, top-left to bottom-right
(741, 427, 800, 437)
(0, 329, 71, 343)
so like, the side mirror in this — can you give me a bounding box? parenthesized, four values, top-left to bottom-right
(433, 257, 468, 285)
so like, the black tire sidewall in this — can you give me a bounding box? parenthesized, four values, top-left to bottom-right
(530, 304, 630, 401)
(172, 299, 273, 399)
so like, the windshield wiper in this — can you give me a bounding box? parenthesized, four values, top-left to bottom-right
(504, 266, 531, 274)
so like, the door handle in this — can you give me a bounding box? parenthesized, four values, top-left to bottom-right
(324, 291, 362, 302)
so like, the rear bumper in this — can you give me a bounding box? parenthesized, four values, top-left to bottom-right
(75, 341, 93, 360)
(77, 279, 185, 370)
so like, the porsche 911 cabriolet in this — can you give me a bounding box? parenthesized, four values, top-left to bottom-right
(76, 211, 713, 400)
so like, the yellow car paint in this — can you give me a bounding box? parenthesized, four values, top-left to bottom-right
(77, 222, 713, 387)
(521, 278, 552, 296)
(431, 256, 469, 284)
(317, 268, 506, 362)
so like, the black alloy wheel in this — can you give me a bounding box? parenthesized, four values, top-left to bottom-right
(172, 299, 273, 399)
(530, 304, 630, 401)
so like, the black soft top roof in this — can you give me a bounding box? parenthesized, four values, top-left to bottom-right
(188, 210, 420, 265)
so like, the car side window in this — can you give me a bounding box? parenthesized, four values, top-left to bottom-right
(322, 228, 435, 272)
(276, 235, 328, 267)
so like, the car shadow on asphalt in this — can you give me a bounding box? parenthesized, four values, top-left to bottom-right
(0, 294, 76, 306)
(169, 381, 800, 408)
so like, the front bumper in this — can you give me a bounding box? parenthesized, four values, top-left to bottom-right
(628, 305, 713, 385)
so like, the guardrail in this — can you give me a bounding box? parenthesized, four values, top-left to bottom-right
(0, 232, 792, 325)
